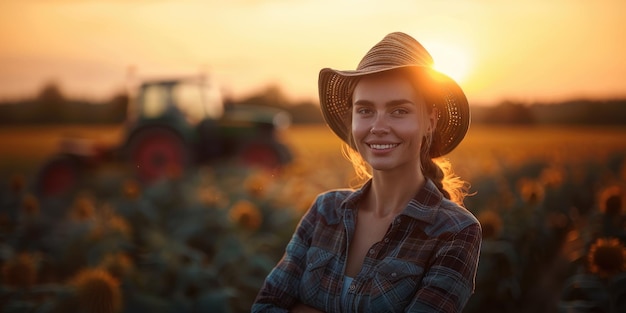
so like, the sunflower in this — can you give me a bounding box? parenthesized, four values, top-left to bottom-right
(539, 166, 564, 189)
(88, 208, 132, 241)
(197, 185, 229, 208)
(244, 170, 273, 198)
(597, 185, 624, 217)
(69, 268, 122, 313)
(477, 210, 503, 240)
(1, 252, 38, 288)
(21, 194, 40, 217)
(106, 214, 132, 238)
(517, 178, 545, 206)
(587, 237, 626, 278)
(99, 253, 134, 281)
(122, 179, 141, 200)
(229, 200, 263, 231)
(70, 194, 97, 221)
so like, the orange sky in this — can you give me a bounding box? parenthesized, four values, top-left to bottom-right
(0, 0, 625, 105)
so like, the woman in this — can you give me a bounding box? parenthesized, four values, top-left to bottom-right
(253, 32, 481, 313)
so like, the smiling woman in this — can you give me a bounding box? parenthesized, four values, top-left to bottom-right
(253, 32, 480, 313)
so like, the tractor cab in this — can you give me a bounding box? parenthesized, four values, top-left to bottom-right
(125, 77, 223, 141)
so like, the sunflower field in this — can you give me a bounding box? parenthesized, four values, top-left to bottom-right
(0, 124, 625, 313)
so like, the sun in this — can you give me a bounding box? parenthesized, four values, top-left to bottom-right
(426, 42, 473, 84)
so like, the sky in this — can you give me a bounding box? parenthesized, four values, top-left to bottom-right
(0, 0, 625, 106)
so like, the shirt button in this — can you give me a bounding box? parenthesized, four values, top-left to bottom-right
(383, 237, 390, 243)
(349, 283, 356, 291)
(391, 272, 397, 278)
(369, 249, 375, 255)
(395, 217, 401, 224)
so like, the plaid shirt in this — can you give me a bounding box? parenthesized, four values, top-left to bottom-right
(253, 179, 482, 313)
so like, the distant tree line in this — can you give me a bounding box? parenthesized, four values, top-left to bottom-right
(0, 82, 128, 125)
(0, 82, 323, 126)
(471, 99, 626, 125)
(1, 82, 625, 126)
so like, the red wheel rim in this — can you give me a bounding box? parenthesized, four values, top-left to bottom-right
(131, 132, 185, 183)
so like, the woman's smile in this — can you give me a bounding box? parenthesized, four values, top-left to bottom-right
(367, 143, 399, 150)
(366, 142, 400, 157)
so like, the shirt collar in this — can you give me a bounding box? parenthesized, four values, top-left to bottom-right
(340, 178, 442, 225)
(404, 179, 443, 224)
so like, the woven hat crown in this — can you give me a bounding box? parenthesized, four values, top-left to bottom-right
(357, 32, 434, 71)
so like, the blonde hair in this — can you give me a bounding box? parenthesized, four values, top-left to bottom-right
(342, 142, 469, 206)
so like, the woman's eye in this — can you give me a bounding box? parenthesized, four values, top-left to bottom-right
(392, 108, 409, 115)
(356, 108, 372, 114)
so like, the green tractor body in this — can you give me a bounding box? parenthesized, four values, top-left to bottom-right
(36, 76, 293, 197)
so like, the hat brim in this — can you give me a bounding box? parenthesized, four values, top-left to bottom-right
(318, 65, 470, 157)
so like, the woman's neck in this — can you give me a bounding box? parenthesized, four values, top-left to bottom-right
(366, 168, 426, 218)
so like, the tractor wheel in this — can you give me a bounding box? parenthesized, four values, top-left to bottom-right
(36, 155, 82, 197)
(239, 141, 284, 170)
(127, 128, 189, 184)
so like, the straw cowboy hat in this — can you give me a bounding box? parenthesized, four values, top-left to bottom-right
(318, 32, 470, 157)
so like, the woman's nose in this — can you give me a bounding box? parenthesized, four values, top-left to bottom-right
(369, 114, 389, 135)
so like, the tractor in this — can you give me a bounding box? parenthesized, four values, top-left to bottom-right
(35, 76, 293, 197)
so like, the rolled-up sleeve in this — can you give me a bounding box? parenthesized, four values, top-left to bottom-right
(407, 222, 482, 313)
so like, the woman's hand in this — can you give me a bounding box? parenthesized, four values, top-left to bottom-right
(290, 302, 325, 313)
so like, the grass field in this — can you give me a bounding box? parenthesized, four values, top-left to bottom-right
(0, 125, 125, 177)
(1, 124, 625, 312)
(2, 123, 624, 184)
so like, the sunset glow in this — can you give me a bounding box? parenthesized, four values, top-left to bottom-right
(427, 41, 473, 84)
(0, 0, 625, 105)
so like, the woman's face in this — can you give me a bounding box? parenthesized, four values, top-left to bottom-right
(351, 70, 436, 174)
